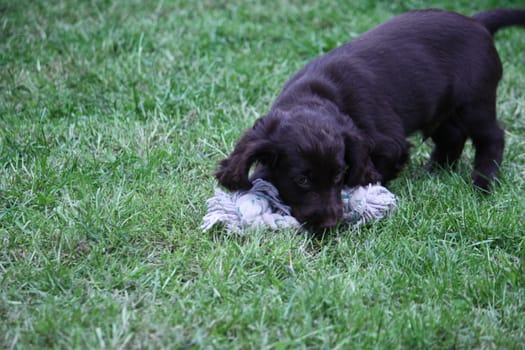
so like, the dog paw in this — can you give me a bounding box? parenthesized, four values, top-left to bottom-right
(472, 173, 491, 193)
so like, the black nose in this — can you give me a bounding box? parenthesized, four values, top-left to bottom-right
(311, 206, 342, 232)
(293, 202, 343, 233)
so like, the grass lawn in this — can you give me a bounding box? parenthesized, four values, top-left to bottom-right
(1, 0, 525, 348)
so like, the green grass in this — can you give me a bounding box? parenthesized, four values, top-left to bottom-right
(1, 0, 525, 348)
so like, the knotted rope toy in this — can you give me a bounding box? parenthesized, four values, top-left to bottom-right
(202, 179, 397, 234)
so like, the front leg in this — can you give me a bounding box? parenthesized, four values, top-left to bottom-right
(371, 138, 412, 184)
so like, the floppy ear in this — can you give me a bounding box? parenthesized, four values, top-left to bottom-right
(343, 128, 382, 186)
(215, 118, 278, 190)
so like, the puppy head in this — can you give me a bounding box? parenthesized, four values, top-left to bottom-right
(215, 109, 377, 232)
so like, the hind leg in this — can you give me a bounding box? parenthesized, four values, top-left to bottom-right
(429, 119, 468, 170)
(462, 102, 504, 191)
(470, 120, 504, 191)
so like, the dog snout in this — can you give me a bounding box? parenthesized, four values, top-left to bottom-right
(299, 204, 342, 232)
(318, 217, 338, 230)
(319, 205, 343, 229)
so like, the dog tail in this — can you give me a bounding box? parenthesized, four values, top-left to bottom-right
(473, 9, 525, 35)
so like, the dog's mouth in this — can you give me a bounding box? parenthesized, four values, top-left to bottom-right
(292, 211, 341, 234)
(303, 221, 341, 235)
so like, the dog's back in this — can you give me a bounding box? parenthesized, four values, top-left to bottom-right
(277, 10, 500, 134)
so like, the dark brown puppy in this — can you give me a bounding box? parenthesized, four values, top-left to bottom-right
(215, 9, 525, 232)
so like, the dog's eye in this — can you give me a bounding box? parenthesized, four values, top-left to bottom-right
(294, 175, 311, 189)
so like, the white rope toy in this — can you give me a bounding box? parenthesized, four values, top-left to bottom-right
(202, 179, 397, 234)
